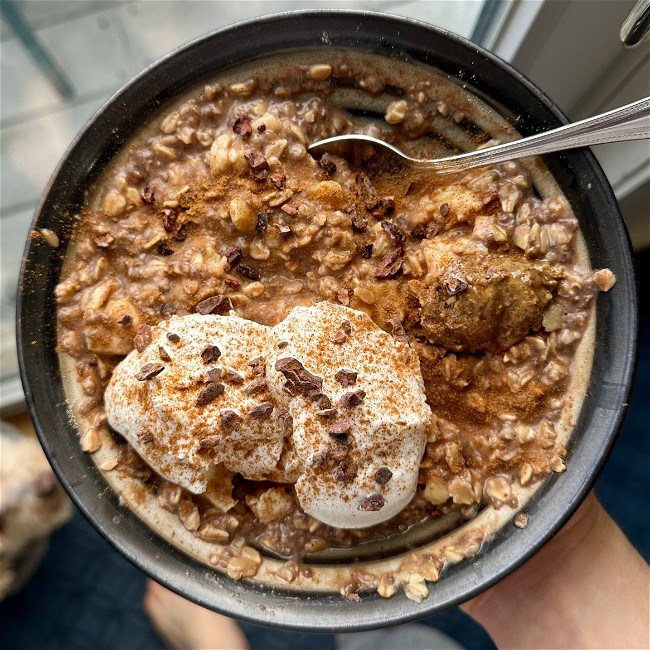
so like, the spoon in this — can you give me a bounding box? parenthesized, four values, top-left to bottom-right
(308, 97, 650, 174)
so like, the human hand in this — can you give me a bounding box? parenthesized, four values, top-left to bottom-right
(461, 493, 649, 649)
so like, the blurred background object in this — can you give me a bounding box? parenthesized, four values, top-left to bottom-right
(0, 417, 72, 601)
(0, 2, 647, 648)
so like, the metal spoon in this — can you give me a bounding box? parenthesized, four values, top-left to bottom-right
(308, 97, 650, 175)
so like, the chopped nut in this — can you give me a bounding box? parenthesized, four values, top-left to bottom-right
(306, 63, 332, 80)
(519, 462, 533, 486)
(39, 228, 60, 248)
(158, 345, 171, 362)
(99, 457, 118, 471)
(513, 512, 529, 529)
(157, 482, 183, 512)
(316, 408, 338, 418)
(80, 427, 101, 453)
(593, 268, 616, 292)
(178, 501, 201, 532)
(197, 523, 229, 543)
(377, 574, 398, 598)
(166, 332, 180, 343)
(247, 487, 294, 523)
(225, 546, 261, 580)
(404, 573, 429, 603)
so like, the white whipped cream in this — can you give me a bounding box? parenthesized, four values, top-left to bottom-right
(267, 303, 430, 528)
(105, 303, 430, 528)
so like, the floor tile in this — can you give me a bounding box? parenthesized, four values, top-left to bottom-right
(1, 96, 104, 213)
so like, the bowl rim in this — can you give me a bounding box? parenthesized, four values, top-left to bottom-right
(17, 9, 638, 632)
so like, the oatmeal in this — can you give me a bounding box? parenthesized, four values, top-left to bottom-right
(54, 52, 613, 601)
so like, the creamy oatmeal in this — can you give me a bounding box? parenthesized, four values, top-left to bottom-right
(53, 52, 614, 601)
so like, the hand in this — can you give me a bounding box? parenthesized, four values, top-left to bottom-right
(461, 493, 649, 649)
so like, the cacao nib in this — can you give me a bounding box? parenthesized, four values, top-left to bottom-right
(135, 363, 165, 381)
(248, 356, 266, 376)
(201, 345, 221, 364)
(335, 460, 358, 482)
(360, 242, 373, 258)
(318, 153, 337, 175)
(196, 295, 232, 315)
(374, 467, 393, 485)
(220, 409, 242, 431)
(196, 382, 225, 406)
(134, 324, 152, 352)
(224, 246, 243, 272)
(335, 369, 357, 387)
(275, 357, 323, 396)
(340, 389, 366, 407)
(236, 264, 260, 281)
(358, 493, 385, 511)
(249, 402, 274, 419)
(233, 115, 252, 139)
(374, 246, 403, 279)
(256, 213, 269, 233)
(276, 408, 293, 432)
(381, 220, 406, 242)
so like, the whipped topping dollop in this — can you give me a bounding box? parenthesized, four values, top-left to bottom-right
(105, 303, 431, 528)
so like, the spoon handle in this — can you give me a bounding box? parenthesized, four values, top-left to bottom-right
(424, 96, 650, 173)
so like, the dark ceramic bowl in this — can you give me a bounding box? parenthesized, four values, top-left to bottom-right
(18, 10, 637, 631)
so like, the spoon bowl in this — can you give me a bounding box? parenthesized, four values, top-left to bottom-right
(309, 97, 650, 174)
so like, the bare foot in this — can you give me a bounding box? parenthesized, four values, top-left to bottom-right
(144, 580, 250, 650)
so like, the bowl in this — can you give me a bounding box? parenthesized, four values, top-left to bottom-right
(17, 10, 637, 631)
